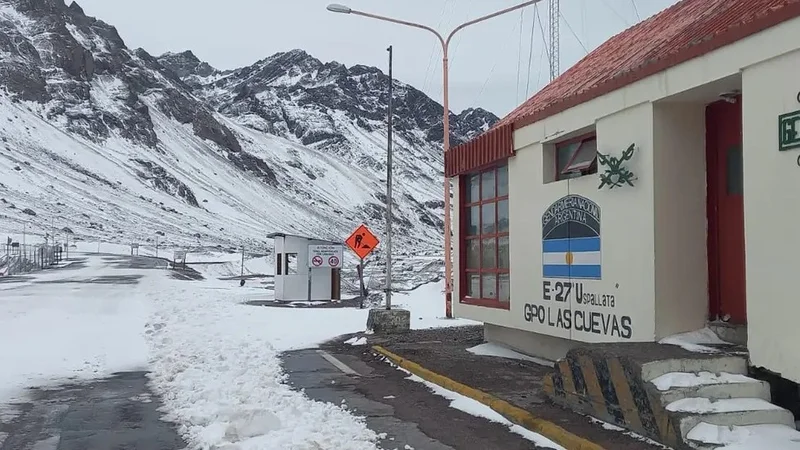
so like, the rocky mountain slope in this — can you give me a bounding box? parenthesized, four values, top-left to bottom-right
(0, 0, 498, 264)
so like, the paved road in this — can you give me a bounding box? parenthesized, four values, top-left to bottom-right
(0, 254, 187, 450)
(282, 348, 557, 450)
(0, 372, 185, 450)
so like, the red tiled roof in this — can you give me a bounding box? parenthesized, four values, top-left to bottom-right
(445, 0, 800, 177)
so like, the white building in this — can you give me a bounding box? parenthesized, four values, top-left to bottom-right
(447, 0, 800, 383)
(267, 233, 343, 302)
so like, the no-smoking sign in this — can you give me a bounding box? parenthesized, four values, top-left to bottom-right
(311, 256, 323, 267)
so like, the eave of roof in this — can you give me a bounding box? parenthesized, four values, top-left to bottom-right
(445, 0, 800, 177)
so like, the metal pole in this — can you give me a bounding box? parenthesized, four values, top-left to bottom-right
(241, 244, 245, 277)
(385, 45, 394, 311)
(328, 0, 540, 319)
(155, 235, 159, 258)
(442, 45, 453, 319)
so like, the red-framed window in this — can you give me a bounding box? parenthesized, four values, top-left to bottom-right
(556, 134, 598, 180)
(460, 163, 510, 309)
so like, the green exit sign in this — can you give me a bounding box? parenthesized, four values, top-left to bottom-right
(779, 110, 800, 151)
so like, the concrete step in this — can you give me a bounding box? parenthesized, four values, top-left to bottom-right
(685, 422, 800, 450)
(651, 371, 771, 404)
(640, 356, 747, 382)
(668, 397, 797, 439)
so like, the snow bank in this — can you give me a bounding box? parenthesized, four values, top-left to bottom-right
(467, 343, 554, 367)
(659, 327, 730, 353)
(143, 275, 378, 449)
(687, 422, 800, 449)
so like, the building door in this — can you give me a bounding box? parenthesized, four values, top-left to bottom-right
(331, 268, 341, 301)
(706, 97, 746, 324)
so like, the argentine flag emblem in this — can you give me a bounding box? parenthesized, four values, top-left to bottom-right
(542, 194, 601, 280)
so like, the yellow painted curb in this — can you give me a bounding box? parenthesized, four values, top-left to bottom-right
(372, 345, 605, 450)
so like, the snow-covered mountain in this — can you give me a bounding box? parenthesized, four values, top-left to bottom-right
(0, 0, 498, 262)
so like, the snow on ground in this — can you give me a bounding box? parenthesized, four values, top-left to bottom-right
(666, 397, 781, 414)
(386, 363, 565, 449)
(0, 256, 150, 404)
(588, 418, 671, 449)
(658, 327, 731, 353)
(144, 277, 379, 448)
(1, 248, 482, 449)
(687, 422, 800, 449)
(467, 343, 554, 367)
(391, 280, 479, 329)
(651, 371, 756, 391)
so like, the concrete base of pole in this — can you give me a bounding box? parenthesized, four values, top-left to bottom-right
(366, 308, 410, 334)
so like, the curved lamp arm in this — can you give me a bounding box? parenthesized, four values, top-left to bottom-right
(445, 0, 540, 48)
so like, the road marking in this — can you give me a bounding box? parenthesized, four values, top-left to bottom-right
(316, 350, 360, 376)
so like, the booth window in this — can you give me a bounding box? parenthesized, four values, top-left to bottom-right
(461, 163, 510, 309)
(285, 253, 298, 275)
(276, 253, 283, 275)
(556, 135, 597, 180)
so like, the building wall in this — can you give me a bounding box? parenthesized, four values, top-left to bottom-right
(452, 16, 800, 351)
(454, 102, 658, 343)
(742, 48, 800, 383)
(275, 236, 334, 301)
(652, 103, 709, 339)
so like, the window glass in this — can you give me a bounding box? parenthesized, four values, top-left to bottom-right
(498, 236, 509, 269)
(497, 165, 508, 197)
(286, 253, 298, 275)
(467, 273, 481, 298)
(467, 206, 479, 235)
(499, 274, 510, 303)
(466, 174, 480, 203)
(276, 253, 283, 275)
(481, 238, 496, 268)
(481, 170, 496, 200)
(466, 239, 480, 269)
(726, 144, 743, 195)
(482, 274, 497, 299)
(481, 203, 496, 234)
(497, 200, 509, 233)
(557, 142, 579, 173)
(563, 139, 598, 173)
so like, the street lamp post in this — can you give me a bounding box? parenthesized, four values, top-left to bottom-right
(328, 1, 540, 318)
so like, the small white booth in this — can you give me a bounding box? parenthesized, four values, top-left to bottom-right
(267, 233, 343, 302)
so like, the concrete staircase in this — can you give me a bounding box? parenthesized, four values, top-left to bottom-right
(643, 358, 798, 449)
(542, 344, 799, 449)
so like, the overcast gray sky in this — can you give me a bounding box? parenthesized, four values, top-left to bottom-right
(76, 0, 679, 117)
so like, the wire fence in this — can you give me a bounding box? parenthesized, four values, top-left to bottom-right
(1, 243, 65, 277)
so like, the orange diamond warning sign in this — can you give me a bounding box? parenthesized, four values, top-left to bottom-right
(345, 224, 379, 260)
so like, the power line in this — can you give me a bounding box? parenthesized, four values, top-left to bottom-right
(536, 4, 550, 73)
(561, 12, 589, 54)
(471, 6, 526, 109)
(599, 0, 631, 27)
(516, 9, 525, 104)
(421, 0, 451, 95)
(525, 6, 537, 97)
(631, 0, 641, 21)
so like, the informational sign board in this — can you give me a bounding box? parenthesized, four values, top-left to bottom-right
(345, 224, 379, 260)
(308, 244, 343, 268)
